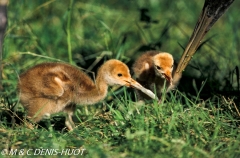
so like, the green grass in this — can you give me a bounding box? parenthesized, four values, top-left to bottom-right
(1, 0, 240, 157)
(0, 90, 239, 157)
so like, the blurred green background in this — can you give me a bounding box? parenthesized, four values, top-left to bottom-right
(3, 0, 240, 99)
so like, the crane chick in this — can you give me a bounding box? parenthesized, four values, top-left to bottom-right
(132, 51, 177, 100)
(18, 59, 143, 130)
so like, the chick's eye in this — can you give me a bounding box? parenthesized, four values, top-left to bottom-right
(156, 66, 161, 70)
(117, 73, 123, 77)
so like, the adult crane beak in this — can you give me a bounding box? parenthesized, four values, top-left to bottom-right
(173, 0, 234, 83)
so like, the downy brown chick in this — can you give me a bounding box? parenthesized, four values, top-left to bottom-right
(18, 59, 155, 130)
(132, 51, 178, 100)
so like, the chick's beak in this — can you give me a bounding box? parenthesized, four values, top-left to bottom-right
(124, 78, 138, 87)
(125, 78, 158, 100)
(163, 72, 173, 85)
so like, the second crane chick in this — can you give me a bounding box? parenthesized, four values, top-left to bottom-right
(132, 51, 175, 100)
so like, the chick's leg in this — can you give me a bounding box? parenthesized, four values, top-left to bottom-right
(64, 103, 76, 131)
